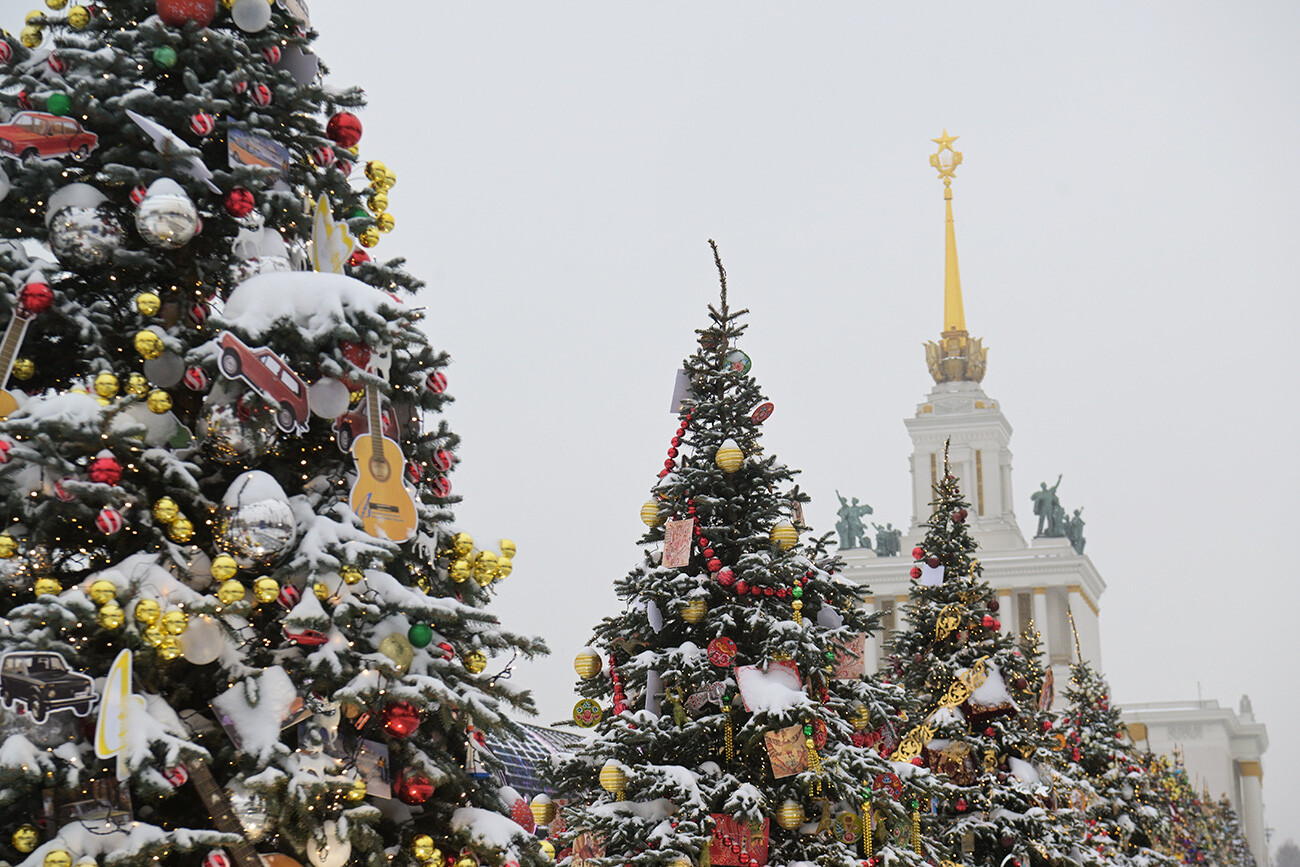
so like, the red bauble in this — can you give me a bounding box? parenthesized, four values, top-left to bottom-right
(911, 546, 924, 560)
(987, 598, 1000, 612)
(251, 84, 272, 106)
(985, 726, 996, 737)
(430, 449, 454, 472)
(224, 187, 256, 217)
(189, 111, 215, 137)
(734, 580, 748, 595)
(393, 767, 434, 805)
(716, 567, 735, 586)
(910, 756, 924, 766)
(981, 614, 995, 628)
(20, 281, 53, 314)
(955, 798, 967, 812)
(312, 145, 336, 168)
(909, 566, 922, 579)
(1041, 719, 1053, 732)
(666, 447, 678, 458)
(991, 618, 1001, 630)
(346, 248, 370, 267)
(431, 477, 452, 498)
(382, 700, 421, 738)
(425, 371, 448, 394)
(88, 455, 122, 485)
(326, 111, 363, 147)
(707, 558, 721, 572)
(926, 556, 940, 568)
(1014, 677, 1029, 690)
(156, 0, 216, 28)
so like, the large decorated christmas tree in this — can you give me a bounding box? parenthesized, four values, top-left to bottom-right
(0, 4, 544, 867)
(552, 243, 942, 867)
(886, 445, 1095, 867)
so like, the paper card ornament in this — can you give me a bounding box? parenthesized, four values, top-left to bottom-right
(763, 724, 809, 778)
(126, 110, 219, 192)
(311, 195, 354, 273)
(684, 680, 727, 715)
(750, 402, 774, 423)
(832, 812, 861, 845)
(709, 815, 769, 867)
(669, 368, 692, 413)
(227, 129, 290, 182)
(571, 833, 606, 867)
(0, 112, 99, 163)
(830, 634, 866, 680)
(645, 598, 663, 633)
(662, 517, 694, 568)
(95, 649, 150, 779)
(918, 562, 945, 586)
(216, 331, 309, 433)
(735, 660, 802, 713)
(707, 637, 737, 667)
(0, 651, 97, 722)
(1038, 668, 1055, 711)
(573, 698, 602, 728)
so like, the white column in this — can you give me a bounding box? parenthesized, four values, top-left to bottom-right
(1239, 769, 1266, 867)
(1032, 588, 1050, 650)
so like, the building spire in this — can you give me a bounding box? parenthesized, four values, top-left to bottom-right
(924, 130, 988, 384)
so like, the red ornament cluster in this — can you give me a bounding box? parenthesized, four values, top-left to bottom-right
(659, 410, 693, 479)
(610, 654, 626, 715)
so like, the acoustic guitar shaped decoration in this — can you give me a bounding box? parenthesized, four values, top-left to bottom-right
(348, 346, 418, 542)
(0, 306, 34, 419)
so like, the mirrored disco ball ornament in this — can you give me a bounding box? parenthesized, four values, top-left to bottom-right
(220, 498, 296, 569)
(48, 206, 124, 267)
(199, 405, 268, 464)
(135, 179, 198, 249)
(225, 783, 269, 842)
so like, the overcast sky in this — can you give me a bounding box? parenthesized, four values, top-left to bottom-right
(13, 0, 1300, 851)
(320, 0, 1299, 848)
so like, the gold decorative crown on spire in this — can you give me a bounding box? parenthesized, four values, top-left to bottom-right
(924, 130, 987, 384)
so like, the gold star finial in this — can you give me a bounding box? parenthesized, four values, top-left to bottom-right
(930, 129, 962, 187)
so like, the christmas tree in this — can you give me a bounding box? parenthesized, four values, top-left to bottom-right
(552, 243, 941, 867)
(1211, 796, 1256, 867)
(886, 443, 1095, 867)
(0, 5, 544, 867)
(1056, 660, 1176, 866)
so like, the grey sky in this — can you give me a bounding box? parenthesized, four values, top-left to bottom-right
(10, 0, 1297, 852)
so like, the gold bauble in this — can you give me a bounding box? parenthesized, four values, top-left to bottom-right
(97, 602, 124, 629)
(134, 598, 161, 625)
(415, 574, 431, 593)
(344, 778, 367, 801)
(33, 577, 61, 597)
(357, 226, 380, 248)
(43, 850, 72, 867)
(463, 649, 487, 674)
(25, 10, 45, 24)
(11, 357, 33, 380)
(217, 578, 246, 604)
(715, 440, 743, 473)
(769, 520, 798, 550)
(143, 624, 166, 647)
(147, 389, 173, 413)
(410, 837, 436, 862)
(253, 576, 279, 603)
(424, 852, 446, 867)
(537, 841, 555, 862)
(495, 556, 513, 579)
(454, 856, 475, 867)
(574, 648, 602, 680)
(126, 373, 149, 395)
(449, 559, 470, 583)
(211, 554, 238, 581)
(167, 515, 194, 542)
(376, 212, 396, 233)
(680, 598, 707, 624)
(776, 799, 805, 831)
(365, 160, 387, 182)
(135, 292, 161, 316)
(499, 538, 516, 558)
(0, 533, 16, 558)
(598, 760, 628, 795)
(379, 632, 414, 674)
(152, 497, 179, 524)
(66, 5, 89, 28)
(313, 581, 330, 601)
(529, 793, 557, 826)
(156, 636, 183, 661)
(452, 532, 474, 555)
(20, 26, 42, 48)
(88, 578, 117, 605)
(133, 329, 164, 360)
(93, 371, 120, 398)
(384, 169, 397, 189)
(851, 704, 871, 730)
(368, 190, 389, 213)
(161, 608, 189, 635)
(340, 564, 363, 585)
(640, 498, 663, 527)
(11, 824, 38, 853)
(46, 0, 68, 9)
(472, 550, 498, 586)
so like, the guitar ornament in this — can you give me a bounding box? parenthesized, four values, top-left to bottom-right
(0, 306, 34, 418)
(348, 346, 418, 542)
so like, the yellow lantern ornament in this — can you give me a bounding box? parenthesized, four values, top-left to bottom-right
(93, 371, 120, 398)
(147, 389, 173, 413)
(98, 603, 125, 629)
(253, 577, 279, 604)
(776, 799, 806, 831)
(33, 577, 61, 597)
(463, 649, 487, 674)
(0, 533, 16, 558)
(680, 598, 707, 624)
(530, 793, 557, 826)
(217, 579, 246, 604)
(134, 598, 161, 625)
(133, 329, 164, 359)
(574, 648, 602, 680)
(167, 515, 194, 542)
(88, 578, 117, 605)
(598, 760, 628, 799)
(770, 520, 798, 550)
(715, 438, 743, 473)
(11, 357, 33, 380)
(135, 291, 162, 316)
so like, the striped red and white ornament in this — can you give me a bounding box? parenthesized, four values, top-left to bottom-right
(431, 477, 452, 498)
(130, 185, 148, 206)
(251, 84, 272, 106)
(96, 506, 124, 535)
(262, 46, 281, 64)
(312, 145, 335, 168)
(47, 53, 65, 74)
(183, 366, 210, 391)
(232, 80, 248, 95)
(188, 302, 209, 326)
(405, 462, 422, 485)
(278, 584, 300, 609)
(430, 449, 453, 472)
(189, 111, 215, 137)
(164, 764, 189, 786)
(204, 852, 232, 867)
(0, 42, 12, 64)
(425, 371, 447, 394)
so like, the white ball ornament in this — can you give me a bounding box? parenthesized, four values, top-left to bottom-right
(306, 821, 352, 867)
(178, 613, 223, 664)
(231, 0, 272, 32)
(307, 377, 350, 419)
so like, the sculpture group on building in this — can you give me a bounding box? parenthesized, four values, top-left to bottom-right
(1031, 475, 1086, 554)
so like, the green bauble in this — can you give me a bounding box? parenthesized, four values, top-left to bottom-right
(46, 93, 71, 116)
(152, 46, 178, 69)
(407, 623, 433, 648)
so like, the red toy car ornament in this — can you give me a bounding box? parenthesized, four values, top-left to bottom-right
(216, 331, 310, 434)
(0, 112, 98, 162)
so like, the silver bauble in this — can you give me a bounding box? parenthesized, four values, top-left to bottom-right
(48, 206, 124, 267)
(135, 179, 198, 249)
(199, 405, 267, 464)
(221, 498, 296, 569)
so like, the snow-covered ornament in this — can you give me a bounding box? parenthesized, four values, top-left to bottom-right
(135, 179, 198, 249)
(19, 281, 53, 315)
(183, 366, 210, 391)
(53, 479, 75, 502)
(250, 84, 272, 107)
(164, 764, 189, 787)
(219, 471, 296, 568)
(230, 0, 272, 31)
(156, 0, 216, 28)
(88, 451, 122, 484)
(95, 506, 124, 535)
(189, 111, 215, 137)
(225, 782, 269, 841)
(306, 821, 351, 867)
(715, 438, 743, 473)
(178, 614, 223, 664)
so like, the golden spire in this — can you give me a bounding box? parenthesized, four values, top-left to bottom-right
(924, 130, 987, 384)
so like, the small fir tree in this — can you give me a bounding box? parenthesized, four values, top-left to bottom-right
(553, 243, 941, 867)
